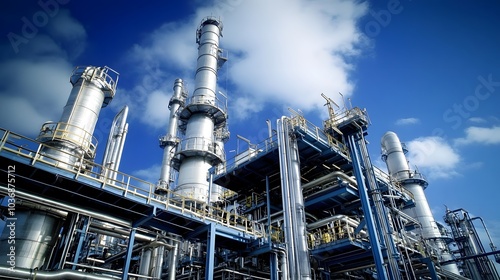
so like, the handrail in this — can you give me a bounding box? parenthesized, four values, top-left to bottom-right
(37, 121, 98, 158)
(0, 127, 265, 239)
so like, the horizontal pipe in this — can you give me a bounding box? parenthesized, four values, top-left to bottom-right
(302, 171, 356, 190)
(0, 185, 130, 227)
(0, 265, 119, 280)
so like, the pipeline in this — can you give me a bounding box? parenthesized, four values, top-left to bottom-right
(0, 266, 120, 280)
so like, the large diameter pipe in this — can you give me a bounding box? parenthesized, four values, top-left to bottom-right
(0, 265, 119, 280)
(277, 117, 311, 279)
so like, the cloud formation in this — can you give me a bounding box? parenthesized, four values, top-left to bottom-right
(0, 9, 85, 136)
(406, 136, 460, 179)
(123, 0, 369, 128)
(455, 126, 500, 146)
(395, 117, 419, 125)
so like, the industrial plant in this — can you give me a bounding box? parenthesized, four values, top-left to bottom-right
(1, 17, 500, 280)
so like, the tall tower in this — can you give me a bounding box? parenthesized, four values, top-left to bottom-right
(174, 17, 228, 202)
(381, 131, 460, 274)
(37, 66, 118, 168)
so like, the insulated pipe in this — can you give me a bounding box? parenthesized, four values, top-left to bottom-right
(102, 105, 128, 181)
(381, 131, 460, 275)
(157, 79, 186, 193)
(168, 242, 179, 280)
(0, 185, 130, 227)
(0, 266, 119, 280)
(277, 117, 311, 280)
(301, 171, 357, 190)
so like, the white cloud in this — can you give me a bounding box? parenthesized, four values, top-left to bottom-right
(0, 9, 86, 137)
(468, 117, 486, 123)
(122, 0, 369, 128)
(395, 117, 419, 125)
(132, 163, 162, 184)
(455, 126, 500, 146)
(406, 136, 460, 179)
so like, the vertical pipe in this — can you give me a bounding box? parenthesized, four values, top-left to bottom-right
(102, 105, 128, 181)
(138, 248, 152, 280)
(168, 242, 179, 280)
(205, 224, 216, 280)
(277, 117, 311, 279)
(157, 79, 186, 194)
(277, 117, 295, 278)
(122, 228, 136, 280)
(348, 134, 388, 279)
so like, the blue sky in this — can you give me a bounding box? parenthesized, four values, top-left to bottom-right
(1, 0, 500, 261)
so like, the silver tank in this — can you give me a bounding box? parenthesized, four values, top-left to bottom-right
(0, 209, 65, 269)
(37, 66, 118, 168)
(381, 131, 460, 274)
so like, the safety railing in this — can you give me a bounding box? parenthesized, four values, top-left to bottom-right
(0, 127, 265, 239)
(37, 121, 98, 158)
(307, 217, 366, 249)
(215, 133, 279, 175)
(72, 65, 119, 94)
(289, 114, 350, 159)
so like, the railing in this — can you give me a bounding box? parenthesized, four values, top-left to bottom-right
(289, 114, 350, 159)
(37, 121, 98, 158)
(72, 65, 119, 94)
(0, 128, 265, 239)
(307, 217, 366, 249)
(215, 133, 279, 175)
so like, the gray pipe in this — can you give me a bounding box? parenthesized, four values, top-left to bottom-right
(302, 170, 357, 190)
(0, 185, 130, 227)
(157, 79, 186, 194)
(0, 265, 120, 280)
(168, 242, 179, 280)
(102, 105, 128, 181)
(277, 117, 312, 279)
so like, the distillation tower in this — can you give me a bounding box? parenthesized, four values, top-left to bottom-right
(168, 17, 228, 202)
(381, 131, 460, 275)
(2, 15, 500, 280)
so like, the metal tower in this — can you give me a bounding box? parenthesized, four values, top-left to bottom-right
(175, 17, 228, 202)
(381, 131, 460, 275)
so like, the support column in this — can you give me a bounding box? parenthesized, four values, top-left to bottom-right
(348, 134, 388, 279)
(122, 228, 136, 280)
(205, 223, 216, 279)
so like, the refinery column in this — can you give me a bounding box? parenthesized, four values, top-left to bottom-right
(37, 66, 118, 168)
(381, 131, 460, 275)
(175, 17, 228, 202)
(156, 79, 187, 194)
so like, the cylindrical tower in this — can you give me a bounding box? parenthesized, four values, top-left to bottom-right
(175, 17, 228, 202)
(37, 66, 118, 168)
(156, 79, 187, 194)
(381, 131, 459, 274)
